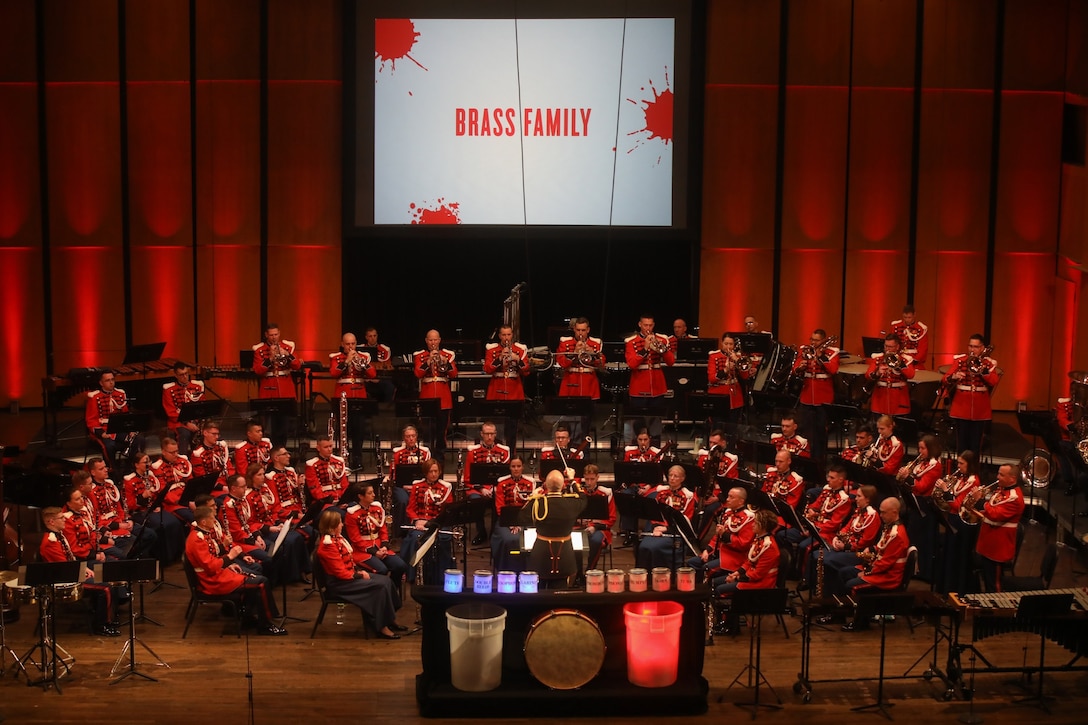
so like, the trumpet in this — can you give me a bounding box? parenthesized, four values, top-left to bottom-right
(643, 333, 669, 355)
(799, 335, 838, 362)
(347, 350, 370, 373)
(883, 351, 905, 372)
(960, 480, 999, 525)
(427, 349, 450, 375)
(270, 344, 290, 369)
(575, 340, 602, 366)
(500, 342, 521, 373)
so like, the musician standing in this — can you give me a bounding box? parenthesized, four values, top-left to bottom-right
(252, 323, 303, 447)
(85, 370, 143, 468)
(889, 304, 929, 369)
(161, 361, 204, 454)
(519, 470, 587, 587)
(707, 334, 751, 427)
(484, 324, 529, 445)
(940, 451, 981, 594)
(943, 334, 1000, 457)
(464, 421, 512, 545)
(624, 315, 675, 442)
(413, 329, 458, 459)
(329, 332, 376, 468)
(556, 317, 605, 400)
(491, 457, 534, 572)
(973, 463, 1025, 592)
(866, 333, 915, 417)
(792, 329, 840, 460)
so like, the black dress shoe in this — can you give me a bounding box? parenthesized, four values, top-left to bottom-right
(376, 630, 401, 640)
(841, 621, 869, 632)
(94, 626, 121, 637)
(471, 534, 487, 546)
(390, 623, 409, 632)
(258, 624, 288, 636)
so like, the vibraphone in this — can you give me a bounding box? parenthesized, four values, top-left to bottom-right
(946, 587, 1088, 694)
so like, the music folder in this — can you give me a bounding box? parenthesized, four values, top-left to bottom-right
(467, 462, 508, 490)
(582, 495, 609, 521)
(23, 560, 82, 587)
(248, 397, 297, 416)
(798, 513, 833, 550)
(107, 412, 151, 435)
(544, 396, 594, 418)
(95, 558, 159, 585)
(178, 472, 221, 508)
(613, 461, 665, 488)
(394, 464, 423, 489)
(270, 518, 293, 557)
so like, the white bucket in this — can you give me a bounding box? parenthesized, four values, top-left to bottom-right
(445, 603, 507, 692)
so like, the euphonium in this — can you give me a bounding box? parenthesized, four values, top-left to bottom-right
(960, 480, 999, 525)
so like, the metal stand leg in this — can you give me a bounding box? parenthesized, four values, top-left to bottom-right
(133, 581, 163, 627)
(727, 613, 782, 718)
(18, 591, 72, 693)
(850, 616, 894, 720)
(110, 580, 168, 684)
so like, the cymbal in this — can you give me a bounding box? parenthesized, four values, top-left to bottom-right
(0, 570, 20, 584)
(1068, 370, 1088, 384)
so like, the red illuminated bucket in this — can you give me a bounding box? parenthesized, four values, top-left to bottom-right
(623, 600, 684, 687)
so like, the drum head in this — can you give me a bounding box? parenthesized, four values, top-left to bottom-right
(1071, 380, 1088, 408)
(523, 609, 605, 690)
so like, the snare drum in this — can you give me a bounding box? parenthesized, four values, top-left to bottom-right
(54, 582, 83, 602)
(2, 579, 36, 607)
(523, 609, 605, 690)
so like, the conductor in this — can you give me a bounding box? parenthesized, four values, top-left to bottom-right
(518, 470, 587, 586)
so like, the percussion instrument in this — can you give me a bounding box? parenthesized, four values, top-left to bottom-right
(54, 582, 83, 602)
(523, 609, 605, 689)
(3, 578, 36, 607)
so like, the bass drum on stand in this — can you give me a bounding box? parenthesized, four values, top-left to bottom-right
(523, 609, 606, 689)
(751, 342, 797, 395)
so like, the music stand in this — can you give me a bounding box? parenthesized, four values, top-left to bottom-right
(745, 486, 777, 514)
(726, 587, 789, 716)
(268, 520, 308, 627)
(19, 561, 81, 692)
(96, 558, 167, 683)
(613, 461, 665, 490)
(837, 458, 899, 501)
(178, 473, 220, 509)
(344, 398, 378, 418)
(1011, 592, 1074, 712)
(431, 500, 487, 576)
(544, 396, 594, 418)
(771, 497, 804, 534)
(789, 456, 824, 487)
(123, 342, 167, 366)
(394, 464, 423, 494)
(861, 337, 885, 358)
(178, 399, 224, 423)
(107, 412, 151, 435)
(850, 592, 916, 719)
(248, 397, 297, 417)
(676, 338, 716, 362)
(466, 463, 508, 489)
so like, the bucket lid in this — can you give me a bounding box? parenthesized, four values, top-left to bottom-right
(446, 602, 507, 622)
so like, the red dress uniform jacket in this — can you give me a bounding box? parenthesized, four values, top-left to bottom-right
(836, 505, 881, 551)
(706, 350, 751, 408)
(762, 468, 805, 510)
(265, 467, 304, 518)
(494, 475, 535, 515)
(373, 343, 392, 367)
(61, 507, 99, 560)
(625, 333, 675, 398)
(541, 446, 585, 461)
(329, 351, 376, 399)
(890, 319, 929, 368)
(220, 495, 262, 547)
(976, 485, 1024, 563)
(305, 454, 349, 504)
(85, 388, 129, 438)
(944, 355, 1000, 421)
(252, 339, 301, 398)
(624, 445, 661, 463)
(647, 486, 696, 527)
(345, 502, 391, 549)
(247, 484, 282, 529)
(805, 487, 853, 539)
(406, 479, 454, 522)
(151, 455, 193, 513)
(577, 484, 617, 545)
(770, 433, 811, 458)
(390, 444, 431, 488)
(556, 335, 604, 399)
(737, 535, 780, 590)
(866, 353, 916, 416)
(192, 440, 231, 492)
(947, 474, 980, 515)
(90, 479, 128, 531)
(709, 506, 756, 572)
(792, 348, 840, 406)
(316, 534, 358, 581)
(233, 438, 272, 478)
(908, 458, 943, 497)
(185, 525, 246, 596)
(162, 379, 205, 433)
(695, 448, 740, 499)
(484, 342, 529, 401)
(857, 522, 910, 590)
(123, 470, 161, 513)
(464, 443, 512, 491)
(413, 348, 458, 409)
(872, 435, 905, 476)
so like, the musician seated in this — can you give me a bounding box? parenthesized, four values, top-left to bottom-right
(191, 493, 263, 577)
(897, 434, 944, 497)
(465, 421, 512, 544)
(39, 507, 122, 637)
(694, 430, 740, 535)
(616, 429, 664, 542)
(785, 464, 851, 553)
(810, 485, 881, 597)
(762, 450, 805, 512)
(124, 452, 187, 564)
(399, 458, 455, 585)
(490, 457, 534, 572)
(219, 474, 274, 574)
(712, 509, 780, 635)
(690, 486, 755, 577)
(344, 482, 408, 583)
(185, 506, 286, 636)
(244, 463, 310, 586)
(162, 361, 204, 455)
(315, 509, 405, 639)
(636, 466, 695, 571)
(87, 456, 160, 561)
(64, 478, 126, 561)
(871, 415, 905, 476)
(387, 425, 431, 534)
(576, 465, 617, 571)
(84, 370, 144, 470)
(839, 497, 910, 632)
(771, 413, 810, 458)
(839, 422, 877, 493)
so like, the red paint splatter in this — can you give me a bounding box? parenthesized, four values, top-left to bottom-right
(375, 19, 428, 74)
(410, 199, 461, 225)
(626, 68, 673, 163)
